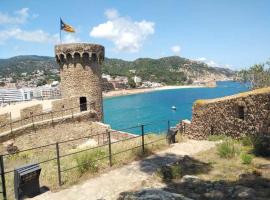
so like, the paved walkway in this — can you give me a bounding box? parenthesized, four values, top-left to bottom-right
(32, 140, 217, 200)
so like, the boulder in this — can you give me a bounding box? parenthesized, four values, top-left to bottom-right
(232, 186, 256, 199)
(118, 189, 193, 200)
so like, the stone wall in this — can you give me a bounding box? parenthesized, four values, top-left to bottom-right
(186, 87, 270, 139)
(51, 97, 81, 116)
(0, 113, 10, 127)
(20, 104, 43, 122)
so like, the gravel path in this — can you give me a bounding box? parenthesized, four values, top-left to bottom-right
(32, 140, 217, 200)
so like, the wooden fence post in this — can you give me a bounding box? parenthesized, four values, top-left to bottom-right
(167, 120, 170, 132)
(141, 125, 145, 154)
(107, 130, 112, 167)
(56, 143, 62, 186)
(9, 112, 12, 134)
(31, 115, 35, 130)
(51, 112, 54, 127)
(0, 155, 7, 200)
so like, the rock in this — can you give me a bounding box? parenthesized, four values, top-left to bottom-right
(6, 143, 19, 154)
(204, 190, 224, 199)
(77, 139, 98, 149)
(118, 189, 193, 200)
(232, 185, 255, 199)
(181, 175, 200, 182)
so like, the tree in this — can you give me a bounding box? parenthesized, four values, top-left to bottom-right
(238, 60, 270, 89)
(128, 77, 136, 88)
(37, 79, 47, 86)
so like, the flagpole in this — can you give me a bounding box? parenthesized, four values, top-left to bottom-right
(60, 29, 62, 44)
(59, 17, 62, 44)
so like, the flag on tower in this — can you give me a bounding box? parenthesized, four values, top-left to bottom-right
(60, 18, 75, 33)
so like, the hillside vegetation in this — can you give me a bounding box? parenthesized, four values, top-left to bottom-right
(237, 60, 270, 89)
(0, 55, 235, 85)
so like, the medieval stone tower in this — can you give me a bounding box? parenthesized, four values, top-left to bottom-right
(55, 43, 105, 121)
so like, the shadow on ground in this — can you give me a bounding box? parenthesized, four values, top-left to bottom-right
(118, 155, 270, 200)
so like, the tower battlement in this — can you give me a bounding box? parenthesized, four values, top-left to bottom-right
(55, 43, 104, 65)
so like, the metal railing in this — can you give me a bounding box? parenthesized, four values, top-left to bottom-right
(0, 119, 180, 200)
(0, 102, 93, 136)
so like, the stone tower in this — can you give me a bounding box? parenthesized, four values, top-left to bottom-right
(55, 43, 105, 121)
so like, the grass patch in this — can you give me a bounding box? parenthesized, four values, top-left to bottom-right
(157, 164, 182, 181)
(207, 134, 230, 141)
(240, 136, 253, 147)
(241, 153, 253, 165)
(75, 149, 106, 175)
(217, 139, 240, 159)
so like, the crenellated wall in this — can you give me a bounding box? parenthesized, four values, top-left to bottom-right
(186, 87, 270, 139)
(20, 104, 43, 121)
(55, 43, 104, 121)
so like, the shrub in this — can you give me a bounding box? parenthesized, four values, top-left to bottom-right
(252, 135, 270, 157)
(75, 149, 106, 175)
(240, 136, 253, 147)
(157, 164, 182, 181)
(217, 140, 240, 159)
(241, 153, 253, 164)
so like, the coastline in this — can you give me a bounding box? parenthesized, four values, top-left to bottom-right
(103, 85, 205, 98)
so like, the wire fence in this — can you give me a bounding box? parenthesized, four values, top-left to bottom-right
(0, 119, 180, 200)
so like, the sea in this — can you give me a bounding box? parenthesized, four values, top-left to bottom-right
(104, 81, 249, 134)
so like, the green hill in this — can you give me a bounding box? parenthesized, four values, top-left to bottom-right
(0, 55, 235, 85)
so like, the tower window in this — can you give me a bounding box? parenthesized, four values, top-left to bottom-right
(238, 106, 245, 120)
(80, 97, 87, 112)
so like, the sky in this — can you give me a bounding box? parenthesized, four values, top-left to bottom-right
(0, 0, 270, 70)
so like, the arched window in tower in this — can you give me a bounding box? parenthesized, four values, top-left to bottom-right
(74, 52, 80, 63)
(59, 54, 65, 63)
(99, 53, 104, 64)
(66, 53, 72, 63)
(92, 53, 97, 63)
(82, 52, 89, 63)
(55, 55, 60, 63)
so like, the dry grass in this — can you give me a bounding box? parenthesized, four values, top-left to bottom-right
(193, 142, 270, 182)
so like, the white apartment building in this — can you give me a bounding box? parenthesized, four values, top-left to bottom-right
(0, 88, 33, 103)
(33, 85, 61, 99)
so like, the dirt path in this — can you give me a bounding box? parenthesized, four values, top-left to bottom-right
(32, 140, 217, 200)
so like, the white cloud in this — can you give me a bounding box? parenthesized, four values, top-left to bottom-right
(196, 57, 207, 61)
(0, 28, 58, 44)
(195, 57, 233, 69)
(0, 28, 81, 44)
(0, 8, 81, 46)
(105, 8, 119, 19)
(0, 8, 29, 25)
(62, 34, 80, 43)
(90, 9, 155, 52)
(171, 45, 181, 55)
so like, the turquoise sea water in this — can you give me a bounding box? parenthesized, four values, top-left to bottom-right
(104, 81, 249, 134)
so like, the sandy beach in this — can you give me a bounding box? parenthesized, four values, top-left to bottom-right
(103, 85, 204, 98)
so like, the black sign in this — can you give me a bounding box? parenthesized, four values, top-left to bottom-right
(14, 163, 41, 200)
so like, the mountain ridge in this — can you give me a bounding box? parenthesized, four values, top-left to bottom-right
(0, 55, 235, 85)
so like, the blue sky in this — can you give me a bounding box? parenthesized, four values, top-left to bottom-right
(0, 0, 270, 69)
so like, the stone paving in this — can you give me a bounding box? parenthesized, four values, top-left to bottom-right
(32, 140, 217, 200)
